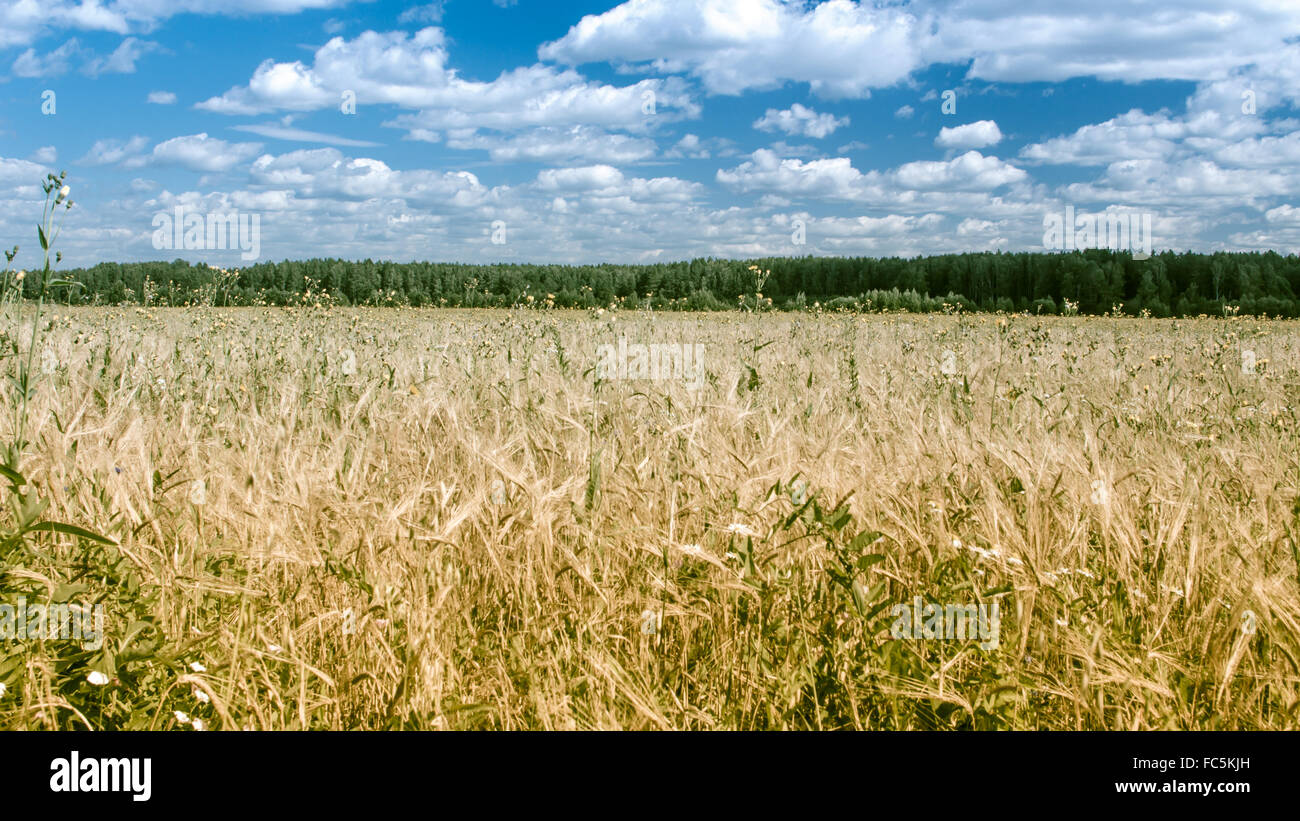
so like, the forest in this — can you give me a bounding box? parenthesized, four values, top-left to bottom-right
(24, 248, 1300, 316)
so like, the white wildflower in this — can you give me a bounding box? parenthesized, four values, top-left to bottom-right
(1090, 480, 1110, 506)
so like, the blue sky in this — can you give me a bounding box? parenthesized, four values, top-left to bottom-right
(1, 0, 1299, 268)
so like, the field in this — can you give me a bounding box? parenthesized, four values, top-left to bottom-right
(2, 304, 1299, 730)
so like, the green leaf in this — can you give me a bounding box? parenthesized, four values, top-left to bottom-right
(52, 582, 89, 601)
(28, 520, 118, 545)
(856, 553, 886, 572)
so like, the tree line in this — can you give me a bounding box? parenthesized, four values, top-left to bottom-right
(31, 248, 1300, 316)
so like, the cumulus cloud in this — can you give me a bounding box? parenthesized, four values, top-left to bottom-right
(249, 148, 492, 206)
(542, 0, 921, 98)
(1020, 108, 1266, 167)
(446, 126, 656, 165)
(894, 150, 1026, 191)
(197, 27, 699, 142)
(935, 120, 1003, 150)
(542, 0, 1300, 98)
(150, 134, 264, 173)
(0, 0, 355, 49)
(79, 136, 151, 166)
(753, 103, 848, 139)
(918, 0, 1300, 85)
(717, 147, 1027, 201)
(80, 134, 262, 173)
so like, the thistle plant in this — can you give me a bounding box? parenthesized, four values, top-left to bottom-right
(7, 172, 78, 466)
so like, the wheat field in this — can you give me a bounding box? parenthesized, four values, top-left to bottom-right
(1, 304, 1298, 730)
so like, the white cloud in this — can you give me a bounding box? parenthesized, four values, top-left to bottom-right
(79, 136, 151, 166)
(446, 126, 656, 165)
(147, 90, 178, 104)
(11, 39, 83, 77)
(894, 150, 1026, 191)
(935, 120, 1003, 150)
(718, 151, 871, 200)
(197, 28, 453, 114)
(0, 0, 357, 49)
(1062, 156, 1300, 206)
(918, 0, 1300, 85)
(83, 37, 159, 76)
(666, 133, 706, 159)
(197, 27, 698, 142)
(536, 164, 628, 192)
(1017, 108, 1259, 167)
(717, 147, 1027, 201)
(753, 103, 848, 139)
(895, 105, 914, 119)
(398, 2, 444, 24)
(150, 133, 264, 173)
(543, 0, 921, 98)
(249, 148, 492, 207)
(83, 134, 263, 173)
(767, 141, 822, 159)
(11, 35, 158, 77)
(232, 123, 382, 147)
(534, 164, 701, 205)
(542, 0, 1300, 100)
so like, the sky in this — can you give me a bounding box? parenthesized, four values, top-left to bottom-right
(1, 0, 1299, 268)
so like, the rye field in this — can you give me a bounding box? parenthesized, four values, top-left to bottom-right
(1, 304, 1299, 730)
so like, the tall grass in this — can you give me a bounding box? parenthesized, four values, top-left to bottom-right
(1, 293, 1297, 729)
